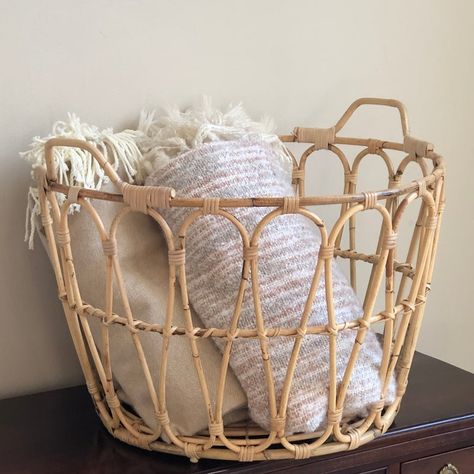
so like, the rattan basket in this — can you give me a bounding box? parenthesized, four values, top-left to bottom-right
(35, 98, 445, 462)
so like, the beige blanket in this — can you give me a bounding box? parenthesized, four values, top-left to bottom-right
(37, 179, 248, 439)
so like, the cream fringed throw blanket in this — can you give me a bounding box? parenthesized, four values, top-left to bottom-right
(142, 103, 395, 434)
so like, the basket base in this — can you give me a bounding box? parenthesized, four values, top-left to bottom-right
(100, 408, 398, 462)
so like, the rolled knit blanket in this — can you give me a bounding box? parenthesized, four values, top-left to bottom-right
(144, 122, 395, 433)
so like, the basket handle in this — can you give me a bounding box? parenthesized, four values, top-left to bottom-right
(335, 97, 410, 138)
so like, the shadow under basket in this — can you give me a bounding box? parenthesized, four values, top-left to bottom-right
(35, 98, 445, 462)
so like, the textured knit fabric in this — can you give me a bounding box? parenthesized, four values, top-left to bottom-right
(146, 138, 395, 434)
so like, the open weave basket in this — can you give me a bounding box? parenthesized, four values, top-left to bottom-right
(35, 98, 445, 462)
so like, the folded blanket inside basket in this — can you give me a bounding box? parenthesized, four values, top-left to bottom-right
(144, 136, 396, 434)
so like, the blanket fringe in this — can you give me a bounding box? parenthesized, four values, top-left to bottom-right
(22, 113, 144, 249)
(137, 97, 292, 175)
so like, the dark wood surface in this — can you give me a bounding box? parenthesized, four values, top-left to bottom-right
(1, 352, 473, 474)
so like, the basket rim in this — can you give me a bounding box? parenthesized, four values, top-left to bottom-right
(44, 137, 444, 209)
(41, 97, 445, 210)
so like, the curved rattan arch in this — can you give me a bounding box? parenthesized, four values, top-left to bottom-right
(35, 98, 445, 462)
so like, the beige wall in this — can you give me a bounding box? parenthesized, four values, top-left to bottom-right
(1, 0, 473, 399)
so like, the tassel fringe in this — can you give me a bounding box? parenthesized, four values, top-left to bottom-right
(22, 113, 144, 249)
(137, 97, 292, 175)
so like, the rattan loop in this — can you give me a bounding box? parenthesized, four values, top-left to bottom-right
(127, 321, 140, 334)
(416, 294, 427, 304)
(294, 443, 311, 460)
(186, 327, 200, 340)
(296, 326, 307, 338)
(380, 311, 395, 321)
(41, 214, 53, 227)
(293, 126, 335, 149)
(362, 192, 378, 209)
(426, 215, 438, 230)
(326, 324, 338, 336)
(106, 394, 121, 409)
(327, 408, 343, 424)
(122, 183, 173, 212)
(102, 239, 117, 256)
(272, 327, 282, 337)
(226, 330, 238, 342)
(345, 172, 358, 184)
(417, 179, 427, 197)
(371, 399, 385, 412)
(270, 416, 286, 432)
(384, 232, 398, 250)
(239, 446, 255, 462)
(202, 197, 220, 215)
(56, 229, 71, 246)
(319, 244, 334, 260)
(358, 318, 370, 330)
(168, 249, 186, 266)
(292, 167, 305, 183)
(208, 421, 224, 436)
(401, 300, 416, 312)
(67, 185, 82, 204)
(243, 245, 259, 261)
(162, 326, 177, 338)
(348, 429, 361, 450)
(156, 411, 170, 426)
(103, 314, 119, 327)
(86, 382, 99, 395)
(282, 196, 300, 214)
(184, 442, 200, 462)
(367, 139, 383, 154)
(404, 135, 433, 158)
